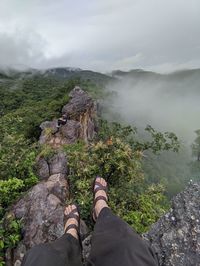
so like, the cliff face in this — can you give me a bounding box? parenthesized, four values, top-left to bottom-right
(145, 182, 200, 266)
(4, 87, 200, 266)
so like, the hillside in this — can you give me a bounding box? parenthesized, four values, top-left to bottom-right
(0, 86, 199, 266)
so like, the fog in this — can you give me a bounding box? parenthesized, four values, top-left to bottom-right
(0, 1, 200, 72)
(105, 70, 200, 146)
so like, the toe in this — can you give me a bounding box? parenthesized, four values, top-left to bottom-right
(64, 206, 68, 215)
(96, 177, 101, 183)
(71, 204, 77, 213)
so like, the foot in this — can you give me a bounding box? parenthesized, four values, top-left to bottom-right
(93, 177, 109, 220)
(64, 204, 79, 239)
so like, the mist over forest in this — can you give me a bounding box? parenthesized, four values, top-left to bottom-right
(106, 69, 200, 146)
(100, 69, 200, 196)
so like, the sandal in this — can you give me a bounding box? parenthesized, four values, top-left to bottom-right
(64, 204, 80, 235)
(92, 177, 108, 221)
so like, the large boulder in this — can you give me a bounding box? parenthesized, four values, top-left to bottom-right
(145, 182, 200, 266)
(5, 173, 69, 265)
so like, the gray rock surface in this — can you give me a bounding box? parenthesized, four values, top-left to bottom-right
(62, 86, 97, 142)
(49, 151, 68, 176)
(145, 182, 200, 266)
(36, 157, 49, 180)
(5, 173, 69, 265)
(39, 86, 97, 147)
(36, 150, 67, 180)
(82, 235, 92, 264)
(60, 120, 81, 142)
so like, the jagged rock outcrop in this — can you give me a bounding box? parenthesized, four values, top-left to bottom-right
(145, 182, 200, 266)
(5, 173, 69, 266)
(5, 87, 96, 266)
(37, 86, 97, 180)
(39, 86, 97, 148)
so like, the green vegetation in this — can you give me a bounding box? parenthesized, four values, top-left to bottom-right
(65, 120, 177, 232)
(0, 75, 106, 264)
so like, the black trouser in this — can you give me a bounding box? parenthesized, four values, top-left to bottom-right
(22, 208, 158, 266)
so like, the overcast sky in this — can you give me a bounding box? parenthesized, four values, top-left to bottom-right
(0, 0, 200, 72)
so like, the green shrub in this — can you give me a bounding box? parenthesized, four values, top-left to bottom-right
(0, 178, 24, 209)
(63, 121, 177, 232)
(0, 214, 22, 265)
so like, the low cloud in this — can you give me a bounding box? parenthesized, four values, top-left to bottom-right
(0, 0, 200, 71)
(0, 29, 46, 68)
(105, 71, 200, 145)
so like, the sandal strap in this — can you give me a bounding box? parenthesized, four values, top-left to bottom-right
(94, 182, 108, 195)
(65, 224, 79, 233)
(65, 208, 79, 220)
(92, 196, 108, 221)
(64, 206, 80, 234)
(93, 195, 108, 206)
(65, 213, 79, 221)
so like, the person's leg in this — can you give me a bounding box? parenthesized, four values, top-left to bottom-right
(87, 177, 158, 266)
(22, 205, 83, 266)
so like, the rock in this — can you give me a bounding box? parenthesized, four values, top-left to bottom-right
(60, 120, 81, 143)
(39, 120, 58, 145)
(49, 151, 67, 176)
(82, 234, 92, 265)
(62, 86, 94, 119)
(62, 86, 97, 142)
(36, 151, 67, 180)
(80, 220, 90, 239)
(38, 86, 97, 148)
(6, 173, 69, 265)
(145, 182, 200, 266)
(36, 157, 49, 180)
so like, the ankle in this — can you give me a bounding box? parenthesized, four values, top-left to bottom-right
(66, 228, 78, 239)
(95, 200, 109, 218)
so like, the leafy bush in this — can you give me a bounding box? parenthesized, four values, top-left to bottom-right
(64, 121, 178, 232)
(123, 184, 168, 232)
(0, 214, 22, 266)
(0, 178, 24, 211)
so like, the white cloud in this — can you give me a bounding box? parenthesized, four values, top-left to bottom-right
(0, 0, 200, 71)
